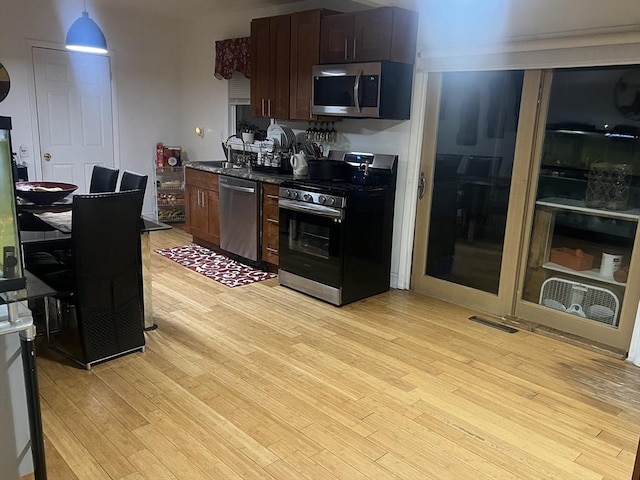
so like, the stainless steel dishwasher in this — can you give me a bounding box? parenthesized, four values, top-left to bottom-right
(218, 175, 260, 262)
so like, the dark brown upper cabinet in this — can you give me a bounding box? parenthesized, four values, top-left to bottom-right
(319, 7, 418, 64)
(250, 15, 291, 119)
(289, 10, 334, 121)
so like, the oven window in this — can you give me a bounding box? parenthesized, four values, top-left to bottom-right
(279, 205, 343, 286)
(289, 218, 330, 258)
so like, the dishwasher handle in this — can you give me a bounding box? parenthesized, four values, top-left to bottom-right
(219, 182, 255, 194)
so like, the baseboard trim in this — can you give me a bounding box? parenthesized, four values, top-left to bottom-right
(502, 315, 627, 360)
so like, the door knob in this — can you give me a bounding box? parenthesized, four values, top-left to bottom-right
(43, 152, 51, 161)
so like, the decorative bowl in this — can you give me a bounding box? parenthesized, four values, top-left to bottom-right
(15, 181, 78, 205)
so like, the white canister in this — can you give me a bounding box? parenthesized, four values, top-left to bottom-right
(599, 252, 623, 277)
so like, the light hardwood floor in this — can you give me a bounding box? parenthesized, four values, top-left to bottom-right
(27, 227, 640, 480)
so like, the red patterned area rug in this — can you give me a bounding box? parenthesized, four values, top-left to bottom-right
(154, 244, 277, 288)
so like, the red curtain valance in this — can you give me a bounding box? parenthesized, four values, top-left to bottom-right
(214, 37, 251, 80)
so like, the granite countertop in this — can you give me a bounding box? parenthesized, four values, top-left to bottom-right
(186, 161, 294, 185)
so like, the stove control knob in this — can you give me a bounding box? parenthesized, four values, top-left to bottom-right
(318, 195, 326, 204)
(328, 197, 336, 206)
(303, 194, 313, 202)
(283, 189, 291, 198)
(291, 191, 299, 199)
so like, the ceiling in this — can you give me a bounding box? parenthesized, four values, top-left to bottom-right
(92, 0, 417, 18)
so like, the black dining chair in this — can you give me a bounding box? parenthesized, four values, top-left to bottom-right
(89, 165, 119, 193)
(119, 171, 148, 195)
(34, 190, 146, 369)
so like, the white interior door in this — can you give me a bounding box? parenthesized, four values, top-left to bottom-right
(32, 47, 114, 193)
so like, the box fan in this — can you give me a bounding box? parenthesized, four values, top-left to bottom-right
(539, 277, 620, 326)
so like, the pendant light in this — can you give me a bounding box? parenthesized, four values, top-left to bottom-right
(65, 1, 107, 54)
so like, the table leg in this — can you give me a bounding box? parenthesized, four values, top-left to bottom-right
(44, 298, 50, 343)
(19, 324, 47, 480)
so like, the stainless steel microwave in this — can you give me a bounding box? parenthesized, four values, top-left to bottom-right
(311, 61, 414, 120)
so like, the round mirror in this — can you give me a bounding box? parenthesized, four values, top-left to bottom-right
(0, 63, 9, 103)
(614, 69, 640, 121)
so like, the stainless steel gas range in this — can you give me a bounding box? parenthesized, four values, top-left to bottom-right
(278, 150, 397, 306)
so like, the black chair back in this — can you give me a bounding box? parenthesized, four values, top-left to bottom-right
(71, 190, 145, 364)
(119, 171, 148, 195)
(89, 165, 119, 193)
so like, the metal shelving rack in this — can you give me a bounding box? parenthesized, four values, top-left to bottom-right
(155, 166, 185, 223)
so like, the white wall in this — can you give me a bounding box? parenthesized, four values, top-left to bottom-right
(175, 0, 639, 289)
(1, 0, 638, 283)
(176, 0, 413, 284)
(414, 0, 640, 52)
(176, 0, 368, 163)
(0, 0, 183, 214)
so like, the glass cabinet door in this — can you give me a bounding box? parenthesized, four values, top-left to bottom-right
(517, 65, 640, 351)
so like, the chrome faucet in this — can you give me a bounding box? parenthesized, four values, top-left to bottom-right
(224, 134, 249, 168)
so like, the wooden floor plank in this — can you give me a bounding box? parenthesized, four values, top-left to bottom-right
(28, 227, 639, 480)
(39, 383, 137, 479)
(39, 398, 112, 480)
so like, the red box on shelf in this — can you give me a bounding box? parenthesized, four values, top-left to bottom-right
(549, 248, 594, 271)
(162, 146, 182, 167)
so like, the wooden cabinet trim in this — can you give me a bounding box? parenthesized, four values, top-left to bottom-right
(261, 182, 280, 264)
(185, 168, 219, 191)
(185, 170, 220, 245)
(251, 14, 291, 119)
(319, 6, 417, 65)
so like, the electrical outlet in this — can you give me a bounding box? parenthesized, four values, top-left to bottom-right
(19, 144, 29, 157)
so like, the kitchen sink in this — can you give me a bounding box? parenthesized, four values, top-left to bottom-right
(197, 160, 248, 169)
(197, 160, 227, 168)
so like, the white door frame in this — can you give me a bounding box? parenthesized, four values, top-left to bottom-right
(25, 39, 119, 182)
(399, 31, 640, 291)
(399, 32, 640, 351)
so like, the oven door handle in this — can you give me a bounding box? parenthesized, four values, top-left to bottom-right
(279, 198, 344, 219)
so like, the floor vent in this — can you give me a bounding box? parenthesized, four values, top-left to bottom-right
(469, 316, 518, 333)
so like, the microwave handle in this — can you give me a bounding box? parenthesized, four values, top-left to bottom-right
(354, 69, 362, 113)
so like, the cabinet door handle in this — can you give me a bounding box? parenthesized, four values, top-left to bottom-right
(202, 191, 207, 204)
(197, 190, 201, 206)
(266, 194, 279, 200)
(344, 38, 348, 60)
(418, 172, 426, 199)
(354, 69, 362, 113)
(267, 217, 279, 224)
(268, 98, 271, 117)
(261, 98, 265, 117)
(353, 37, 357, 60)
(266, 247, 279, 254)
